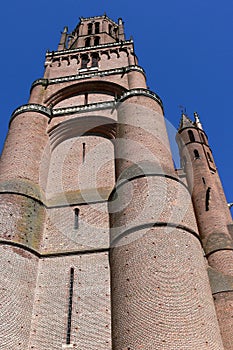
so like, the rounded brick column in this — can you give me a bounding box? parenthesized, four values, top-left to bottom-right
(109, 93, 224, 349)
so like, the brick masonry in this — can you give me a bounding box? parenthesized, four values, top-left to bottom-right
(0, 14, 232, 350)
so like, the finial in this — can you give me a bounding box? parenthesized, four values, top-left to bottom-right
(194, 111, 203, 130)
(179, 105, 187, 116)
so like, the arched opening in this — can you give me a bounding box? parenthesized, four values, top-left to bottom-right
(95, 22, 100, 34)
(47, 115, 117, 201)
(94, 36, 100, 46)
(91, 53, 99, 67)
(194, 149, 200, 159)
(88, 23, 93, 35)
(85, 38, 91, 47)
(81, 54, 89, 69)
(188, 130, 195, 142)
(200, 133, 206, 144)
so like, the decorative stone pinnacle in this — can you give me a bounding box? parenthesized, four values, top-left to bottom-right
(194, 111, 203, 130)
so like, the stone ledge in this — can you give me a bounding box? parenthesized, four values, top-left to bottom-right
(31, 65, 145, 90)
(208, 267, 233, 295)
(46, 39, 133, 57)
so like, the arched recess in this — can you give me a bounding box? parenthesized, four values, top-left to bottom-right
(45, 116, 117, 204)
(45, 81, 127, 108)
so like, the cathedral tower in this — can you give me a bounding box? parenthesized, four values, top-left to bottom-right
(0, 14, 232, 349)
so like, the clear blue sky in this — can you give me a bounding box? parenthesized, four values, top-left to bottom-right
(0, 0, 233, 210)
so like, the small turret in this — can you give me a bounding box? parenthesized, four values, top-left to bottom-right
(57, 26, 68, 51)
(118, 17, 125, 41)
(177, 111, 233, 349)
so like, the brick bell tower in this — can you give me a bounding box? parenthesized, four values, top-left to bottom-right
(0, 14, 232, 350)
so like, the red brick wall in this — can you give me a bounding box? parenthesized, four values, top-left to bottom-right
(28, 252, 111, 350)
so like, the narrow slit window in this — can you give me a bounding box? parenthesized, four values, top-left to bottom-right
(205, 187, 211, 211)
(95, 22, 100, 34)
(66, 267, 74, 345)
(74, 208, 79, 229)
(202, 177, 206, 185)
(109, 24, 112, 34)
(194, 149, 200, 159)
(82, 143, 86, 163)
(188, 130, 195, 142)
(88, 23, 93, 35)
(84, 93, 88, 105)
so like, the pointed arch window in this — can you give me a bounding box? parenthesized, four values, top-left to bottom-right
(188, 130, 195, 142)
(88, 23, 93, 35)
(81, 54, 89, 69)
(95, 22, 100, 34)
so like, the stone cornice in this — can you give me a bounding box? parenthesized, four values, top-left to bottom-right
(53, 101, 115, 116)
(119, 88, 163, 110)
(79, 14, 118, 26)
(10, 88, 163, 123)
(10, 104, 52, 121)
(31, 65, 145, 91)
(46, 39, 133, 57)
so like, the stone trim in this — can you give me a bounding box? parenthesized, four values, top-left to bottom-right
(10, 104, 52, 123)
(53, 101, 115, 116)
(111, 172, 190, 196)
(203, 232, 233, 256)
(0, 240, 109, 259)
(11, 89, 163, 122)
(31, 65, 146, 90)
(119, 88, 163, 110)
(46, 39, 133, 57)
(79, 14, 118, 26)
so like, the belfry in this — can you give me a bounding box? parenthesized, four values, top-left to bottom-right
(0, 14, 233, 350)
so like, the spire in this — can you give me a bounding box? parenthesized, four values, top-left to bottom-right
(178, 113, 195, 130)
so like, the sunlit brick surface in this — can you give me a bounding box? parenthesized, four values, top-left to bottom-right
(0, 246, 38, 350)
(28, 253, 111, 350)
(110, 228, 224, 349)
